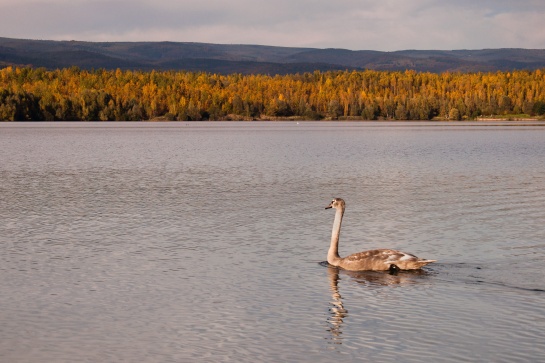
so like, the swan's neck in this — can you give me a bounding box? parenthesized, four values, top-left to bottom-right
(328, 207, 343, 266)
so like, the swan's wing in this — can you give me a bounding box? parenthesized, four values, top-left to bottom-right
(343, 249, 435, 270)
(344, 249, 411, 263)
(341, 249, 404, 270)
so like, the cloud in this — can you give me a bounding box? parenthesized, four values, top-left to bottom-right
(1, 0, 545, 50)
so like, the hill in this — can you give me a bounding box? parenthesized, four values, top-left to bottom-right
(1, 37, 545, 74)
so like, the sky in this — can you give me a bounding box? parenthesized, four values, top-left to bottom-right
(1, 0, 545, 51)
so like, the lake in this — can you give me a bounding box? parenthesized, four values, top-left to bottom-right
(1, 121, 544, 362)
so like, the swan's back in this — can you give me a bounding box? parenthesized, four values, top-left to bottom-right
(338, 249, 436, 271)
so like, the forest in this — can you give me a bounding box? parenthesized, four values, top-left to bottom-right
(1, 66, 545, 121)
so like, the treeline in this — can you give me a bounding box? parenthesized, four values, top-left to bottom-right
(1, 66, 545, 121)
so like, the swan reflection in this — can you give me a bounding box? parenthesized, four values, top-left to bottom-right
(324, 263, 431, 349)
(326, 266, 348, 347)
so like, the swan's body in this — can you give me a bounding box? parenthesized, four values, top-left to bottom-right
(325, 198, 436, 271)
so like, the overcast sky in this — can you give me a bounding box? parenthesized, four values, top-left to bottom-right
(1, 0, 544, 51)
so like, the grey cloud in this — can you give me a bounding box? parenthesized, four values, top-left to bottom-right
(1, 0, 544, 50)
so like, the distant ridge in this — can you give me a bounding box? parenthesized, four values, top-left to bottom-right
(2, 37, 545, 74)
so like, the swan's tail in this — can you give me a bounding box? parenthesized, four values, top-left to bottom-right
(416, 259, 436, 267)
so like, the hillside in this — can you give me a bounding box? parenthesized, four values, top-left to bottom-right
(1, 37, 545, 74)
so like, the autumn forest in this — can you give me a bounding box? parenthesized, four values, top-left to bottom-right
(1, 66, 545, 121)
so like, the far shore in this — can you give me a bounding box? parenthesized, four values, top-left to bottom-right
(147, 114, 545, 122)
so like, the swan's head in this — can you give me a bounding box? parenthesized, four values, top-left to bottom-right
(325, 198, 345, 210)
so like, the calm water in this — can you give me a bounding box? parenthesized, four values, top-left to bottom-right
(1, 121, 544, 362)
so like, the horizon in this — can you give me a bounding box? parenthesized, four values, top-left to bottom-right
(2, 36, 544, 53)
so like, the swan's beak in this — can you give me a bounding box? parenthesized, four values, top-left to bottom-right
(325, 203, 333, 209)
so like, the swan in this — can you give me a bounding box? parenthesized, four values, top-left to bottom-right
(325, 198, 436, 271)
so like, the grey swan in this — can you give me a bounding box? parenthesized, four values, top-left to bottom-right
(325, 198, 436, 271)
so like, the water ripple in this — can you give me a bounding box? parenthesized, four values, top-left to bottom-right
(1, 122, 545, 362)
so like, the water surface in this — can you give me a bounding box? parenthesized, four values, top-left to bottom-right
(1, 121, 544, 362)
